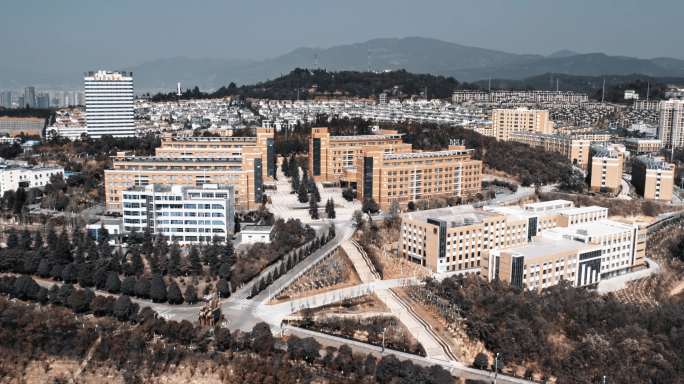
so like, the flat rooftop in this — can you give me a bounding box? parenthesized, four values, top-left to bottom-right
(384, 149, 472, 160)
(547, 219, 634, 238)
(113, 156, 242, 164)
(524, 199, 574, 212)
(555, 205, 608, 216)
(167, 136, 257, 143)
(635, 155, 674, 170)
(330, 133, 403, 141)
(504, 236, 594, 261)
(403, 206, 499, 227)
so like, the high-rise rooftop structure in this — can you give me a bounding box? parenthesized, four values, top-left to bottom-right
(0, 91, 11, 109)
(23, 87, 35, 108)
(84, 70, 135, 138)
(658, 99, 684, 149)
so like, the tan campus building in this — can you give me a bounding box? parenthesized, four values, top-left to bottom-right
(491, 108, 554, 141)
(587, 144, 624, 193)
(631, 155, 675, 201)
(509, 132, 592, 169)
(309, 127, 482, 210)
(104, 128, 275, 212)
(353, 144, 482, 210)
(0, 116, 45, 137)
(400, 200, 644, 291)
(308, 127, 409, 183)
(624, 138, 663, 155)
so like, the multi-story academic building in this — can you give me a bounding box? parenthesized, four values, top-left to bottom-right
(104, 128, 275, 212)
(309, 127, 409, 183)
(400, 200, 645, 291)
(508, 131, 592, 169)
(353, 144, 482, 210)
(0, 116, 45, 137)
(587, 144, 624, 193)
(0, 162, 64, 195)
(631, 155, 675, 201)
(309, 127, 482, 210)
(658, 99, 684, 149)
(121, 184, 235, 244)
(491, 108, 554, 141)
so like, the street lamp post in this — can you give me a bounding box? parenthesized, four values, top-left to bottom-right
(494, 352, 500, 384)
(381, 327, 387, 353)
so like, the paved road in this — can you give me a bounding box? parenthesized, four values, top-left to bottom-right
(284, 326, 535, 384)
(617, 176, 632, 200)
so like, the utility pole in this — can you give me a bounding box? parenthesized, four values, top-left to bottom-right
(381, 327, 387, 352)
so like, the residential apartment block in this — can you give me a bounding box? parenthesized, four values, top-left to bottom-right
(452, 90, 588, 104)
(624, 138, 663, 155)
(104, 128, 275, 212)
(491, 108, 554, 141)
(587, 144, 624, 193)
(631, 155, 675, 201)
(121, 184, 235, 244)
(658, 99, 684, 149)
(400, 200, 644, 292)
(309, 127, 482, 210)
(508, 132, 591, 169)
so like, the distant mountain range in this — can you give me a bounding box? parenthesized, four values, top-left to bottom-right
(3, 37, 684, 91)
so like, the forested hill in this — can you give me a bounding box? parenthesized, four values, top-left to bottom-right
(149, 68, 479, 101)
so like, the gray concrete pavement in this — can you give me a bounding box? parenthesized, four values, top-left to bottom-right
(284, 325, 535, 384)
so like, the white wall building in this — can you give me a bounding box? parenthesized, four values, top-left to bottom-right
(84, 70, 135, 138)
(240, 225, 273, 244)
(0, 163, 64, 194)
(122, 184, 235, 244)
(658, 99, 684, 149)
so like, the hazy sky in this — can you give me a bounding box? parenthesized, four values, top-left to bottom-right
(2, 0, 683, 72)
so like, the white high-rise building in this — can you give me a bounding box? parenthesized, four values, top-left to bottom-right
(84, 70, 135, 138)
(658, 99, 684, 149)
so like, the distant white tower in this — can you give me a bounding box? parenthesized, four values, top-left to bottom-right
(84, 70, 135, 138)
(177, 82, 182, 97)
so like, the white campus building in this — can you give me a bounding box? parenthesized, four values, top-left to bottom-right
(122, 184, 235, 244)
(84, 70, 135, 138)
(0, 161, 64, 194)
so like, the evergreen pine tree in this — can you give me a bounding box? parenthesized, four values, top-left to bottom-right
(309, 194, 319, 219)
(188, 245, 202, 275)
(297, 183, 309, 203)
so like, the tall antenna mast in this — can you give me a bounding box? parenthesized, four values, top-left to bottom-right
(601, 79, 606, 103)
(314, 53, 319, 69)
(646, 81, 650, 101)
(556, 78, 559, 92)
(488, 77, 491, 92)
(367, 49, 371, 73)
